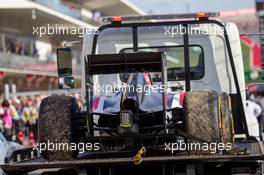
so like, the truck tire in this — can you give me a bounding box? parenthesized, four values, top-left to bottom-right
(219, 93, 234, 144)
(183, 91, 220, 143)
(38, 96, 79, 161)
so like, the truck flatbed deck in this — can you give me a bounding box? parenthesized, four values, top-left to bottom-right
(1, 141, 264, 174)
(2, 154, 264, 175)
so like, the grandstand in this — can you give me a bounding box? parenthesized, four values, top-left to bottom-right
(0, 0, 144, 95)
(0, 3, 261, 94)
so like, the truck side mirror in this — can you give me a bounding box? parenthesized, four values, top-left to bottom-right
(56, 48, 74, 89)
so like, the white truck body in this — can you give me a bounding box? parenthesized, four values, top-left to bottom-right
(81, 21, 259, 138)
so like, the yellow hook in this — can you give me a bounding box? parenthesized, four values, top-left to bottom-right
(132, 146, 146, 165)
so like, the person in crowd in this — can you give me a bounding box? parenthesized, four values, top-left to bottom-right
(17, 130, 24, 145)
(6, 38, 15, 54)
(246, 90, 263, 140)
(32, 97, 40, 140)
(255, 91, 264, 132)
(15, 40, 23, 55)
(0, 100, 3, 133)
(1, 99, 13, 141)
(21, 97, 38, 141)
(9, 98, 21, 141)
(32, 42, 39, 57)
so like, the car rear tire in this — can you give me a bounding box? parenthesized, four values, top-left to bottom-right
(183, 91, 220, 143)
(38, 96, 79, 161)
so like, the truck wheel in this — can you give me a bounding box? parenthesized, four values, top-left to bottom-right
(219, 93, 234, 144)
(38, 96, 79, 161)
(183, 91, 220, 143)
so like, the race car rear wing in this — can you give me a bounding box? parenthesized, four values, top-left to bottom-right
(86, 52, 165, 75)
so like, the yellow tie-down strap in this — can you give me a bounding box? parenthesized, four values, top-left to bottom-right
(132, 147, 146, 165)
(218, 95, 235, 144)
(228, 96, 235, 144)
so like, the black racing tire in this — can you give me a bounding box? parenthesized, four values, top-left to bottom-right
(219, 93, 234, 144)
(183, 91, 220, 143)
(38, 96, 79, 161)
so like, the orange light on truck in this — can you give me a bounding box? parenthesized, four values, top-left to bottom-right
(111, 16, 123, 23)
(195, 12, 209, 18)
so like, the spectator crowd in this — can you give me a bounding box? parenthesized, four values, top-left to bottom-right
(0, 94, 83, 147)
(0, 96, 42, 146)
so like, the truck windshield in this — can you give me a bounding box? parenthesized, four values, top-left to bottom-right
(120, 45, 204, 81)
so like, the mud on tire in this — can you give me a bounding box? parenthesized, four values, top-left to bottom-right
(183, 91, 220, 143)
(38, 96, 79, 161)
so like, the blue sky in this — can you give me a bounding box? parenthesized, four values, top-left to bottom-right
(130, 0, 255, 14)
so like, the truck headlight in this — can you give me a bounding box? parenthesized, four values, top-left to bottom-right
(120, 110, 133, 128)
